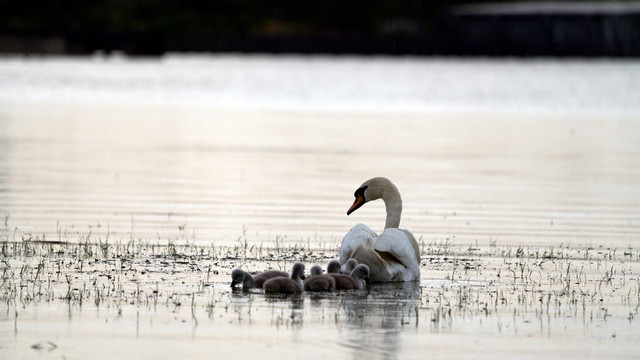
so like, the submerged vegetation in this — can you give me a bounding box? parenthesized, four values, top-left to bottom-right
(0, 217, 638, 359)
(1, 229, 638, 339)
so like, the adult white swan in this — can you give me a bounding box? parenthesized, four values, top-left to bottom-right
(339, 177, 420, 282)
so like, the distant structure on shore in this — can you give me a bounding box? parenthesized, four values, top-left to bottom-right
(1, 2, 638, 56)
(442, 2, 640, 56)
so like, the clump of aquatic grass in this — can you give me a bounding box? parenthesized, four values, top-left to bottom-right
(0, 226, 338, 320)
(1, 225, 639, 340)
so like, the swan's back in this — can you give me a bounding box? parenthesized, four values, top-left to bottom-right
(339, 224, 377, 264)
(375, 229, 420, 264)
(339, 227, 420, 282)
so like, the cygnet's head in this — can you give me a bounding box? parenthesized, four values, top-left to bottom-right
(309, 265, 323, 277)
(327, 260, 342, 274)
(291, 262, 306, 280)
(230, 269, 246, 288)
(351, 264, 370, 285)
(343, 259, 358, 272)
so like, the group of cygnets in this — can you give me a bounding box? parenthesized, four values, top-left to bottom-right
(230, 259, 369, 295)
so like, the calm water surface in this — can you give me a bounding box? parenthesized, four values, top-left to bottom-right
(0, 55, 638, 248)
(1, 55, 639, 359)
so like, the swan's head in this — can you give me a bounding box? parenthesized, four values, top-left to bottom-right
(347, 177, 396, 215)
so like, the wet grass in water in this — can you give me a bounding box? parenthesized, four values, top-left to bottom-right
(1, 232, 639, 350)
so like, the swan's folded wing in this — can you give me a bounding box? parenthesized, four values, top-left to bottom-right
(339, 224, 377, 264)
(373, 228, 420, 269)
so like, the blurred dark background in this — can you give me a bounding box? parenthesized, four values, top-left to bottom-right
(1, 0, 639, 56)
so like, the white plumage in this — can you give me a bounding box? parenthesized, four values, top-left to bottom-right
(339, 177, 420, 282)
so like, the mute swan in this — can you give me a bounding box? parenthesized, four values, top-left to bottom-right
(230, 268, 289, 289)
(303, 265, 336, 291)
(340, 177, 420, 282)
(326, 263, 370, 290)
(263, 262, 305, 294)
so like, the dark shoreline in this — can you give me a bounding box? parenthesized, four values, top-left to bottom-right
(2, 31, 638, 58)
(2, 2, 639, 57)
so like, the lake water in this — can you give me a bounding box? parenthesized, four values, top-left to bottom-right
(1, 55, 639, 359)
(2, 55, 640, 114)
(1, 55, 639, 247)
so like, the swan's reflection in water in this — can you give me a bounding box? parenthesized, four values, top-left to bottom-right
(231, 288, 305, 328)
(309, 282, 421, 359)
(228, 282, 421, 358)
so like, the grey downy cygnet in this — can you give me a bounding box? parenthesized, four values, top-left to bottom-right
(263, 262, 306, 294)
(230, 268, 289, 289)
(303, 265, 336, 291)
(327, 260, 370, 290)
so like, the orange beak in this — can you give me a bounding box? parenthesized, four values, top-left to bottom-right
(347, 193, 366, 215)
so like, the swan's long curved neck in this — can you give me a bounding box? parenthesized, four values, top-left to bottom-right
(383, 191, 402, 229)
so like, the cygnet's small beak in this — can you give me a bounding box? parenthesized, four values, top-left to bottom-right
(230, 281, 237, 288)
(365, 277, 371, 286)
